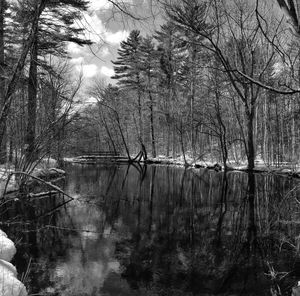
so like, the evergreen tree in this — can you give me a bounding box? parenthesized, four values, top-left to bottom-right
(23, 0, 91, 162)
(139, 36, 159, 157)
(112, 30, 145, 148)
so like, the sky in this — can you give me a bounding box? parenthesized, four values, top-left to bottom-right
(68, 0, 163, 100)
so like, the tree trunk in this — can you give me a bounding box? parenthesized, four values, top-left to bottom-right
(0, 0, 5, 163)
(189, 45, 197, 158)
(25, 35, 38, 162)
(166, 119, 171, 157)
(149, 90, 156, 158)
(0, 0, 46, 149)
(137, 87, 143, 144)
(247, 110, 255, 170)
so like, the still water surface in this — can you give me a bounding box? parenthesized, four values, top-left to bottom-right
(2, 164, 300, 295)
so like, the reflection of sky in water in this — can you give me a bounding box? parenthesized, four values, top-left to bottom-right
(39, 198, 122, 295)
(50, 250, 120, 295)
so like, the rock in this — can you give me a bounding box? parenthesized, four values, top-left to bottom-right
(0, 235, 16, 262)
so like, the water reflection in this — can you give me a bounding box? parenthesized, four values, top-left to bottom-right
(1, 164, 300, 295)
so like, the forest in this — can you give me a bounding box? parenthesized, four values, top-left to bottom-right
(1, 1, 300, 295)
(0, 0, 298, 172)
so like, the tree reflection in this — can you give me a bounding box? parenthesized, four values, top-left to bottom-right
(2, 165, 300, 295)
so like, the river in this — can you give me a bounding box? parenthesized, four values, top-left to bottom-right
(1, 163, 300, 295)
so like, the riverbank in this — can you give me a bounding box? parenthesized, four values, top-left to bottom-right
(146, 156, 300, 178)
(66, 155, 300, 178)
(0, 158, 66, 196)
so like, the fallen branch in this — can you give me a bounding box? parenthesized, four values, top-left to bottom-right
(2, 171, 73, 200)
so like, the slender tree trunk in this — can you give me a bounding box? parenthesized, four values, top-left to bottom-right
(166, 119, 171, 157)
(8, 135, 12, 162)
(291, 99, 296, 161)
(116, 116, 130, 160)
(247, 110, 255, 170)
(0, 0, 5, 163)
(263, 97, 267, 162)
(179, 122, 187, 165)
(172, 124, 176, 158)
(137, 87, 143, 144)
(149, 90, 156, 158)
(189, 45, 196, 158)
(25, 35, 38, 161)
(101, 116, 117, 154)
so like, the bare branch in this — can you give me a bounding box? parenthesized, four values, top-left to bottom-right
(235, 69, 300, 94)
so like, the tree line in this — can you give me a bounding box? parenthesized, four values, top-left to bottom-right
(80, 0, 300, 170)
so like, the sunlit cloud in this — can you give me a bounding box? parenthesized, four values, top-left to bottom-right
(67, 43, 83, 54)
(104, 30, 129, 45)
(88, 0, 111, 11)
(76, 64, 98, 78)
(100, 66, 114, 77)
(70, 57, 84, 64)
(100, 47, 110, 57)
(87, 0, 133, 12)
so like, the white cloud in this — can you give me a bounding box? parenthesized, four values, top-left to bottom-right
(88, 0, 111, 11)
(104, 30, 129, 45)
(88, 0, 133, 11)
(101, 47, 110, 57)
(83, 14, 128, 45)
(67, 43, 83, 54)
(100, 66, 114, 77)
(76, 64, 98, 78)
(82, 13, 106, 43)
(70, 57, 84, 64)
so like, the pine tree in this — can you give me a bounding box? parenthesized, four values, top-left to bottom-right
(23, 0, 91, 162)
(139, 36, 159, 158)
(112, 30, 145, 147)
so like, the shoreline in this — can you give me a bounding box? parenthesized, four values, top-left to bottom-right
(65, 156, 300, 179)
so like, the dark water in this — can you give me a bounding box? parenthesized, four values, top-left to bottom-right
(1, 164, 300, 295)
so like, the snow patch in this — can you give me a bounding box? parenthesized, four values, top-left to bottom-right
(0, 275, 27, 296)
(0, 259, 17, 278)
(0, 229, 28, 296)
(0, 230, 7, 237)
(0, 236, 16, 262)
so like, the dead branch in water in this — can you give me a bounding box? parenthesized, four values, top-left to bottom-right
(2, 171, 73, 200)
